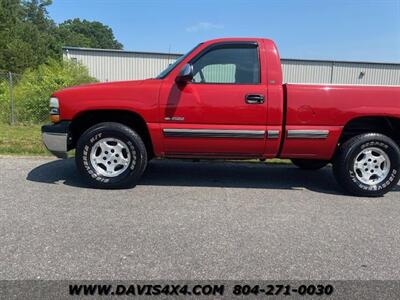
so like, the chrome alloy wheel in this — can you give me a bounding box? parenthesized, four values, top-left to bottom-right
(89, 138, 135, 177)
(353, 147, 391, 185)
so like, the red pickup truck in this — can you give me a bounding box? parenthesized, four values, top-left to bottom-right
(42, 38, 400, 196)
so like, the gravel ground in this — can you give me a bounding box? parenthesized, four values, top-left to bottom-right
(0, 156, 400, 280)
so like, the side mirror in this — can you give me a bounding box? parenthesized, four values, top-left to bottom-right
(175, 63, 193, 84)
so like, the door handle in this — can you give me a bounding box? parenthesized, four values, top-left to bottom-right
(245, 94, 265, 104)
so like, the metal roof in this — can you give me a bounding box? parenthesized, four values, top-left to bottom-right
(62, 46, 182, 57)
(63, 46, 400, 65)
(281, 58, 400, 66)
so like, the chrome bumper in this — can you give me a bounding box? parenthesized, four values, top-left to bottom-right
(41, 122, 71, 159)
(42, 132, 68, 159)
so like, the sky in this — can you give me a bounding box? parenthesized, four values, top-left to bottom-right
(48, 0, 400, 63)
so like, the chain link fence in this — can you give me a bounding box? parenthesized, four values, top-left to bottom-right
(0, 71, 50, 125)
(0, 72, 15, 124)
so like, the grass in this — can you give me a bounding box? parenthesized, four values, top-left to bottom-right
(0, 123, 50, 156)
(265, 158, 291, 164)
(0, 123, 292, 164)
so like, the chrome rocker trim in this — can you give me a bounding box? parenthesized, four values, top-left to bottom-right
(163, 129, 266, 139)
(286, 130, 329, 139)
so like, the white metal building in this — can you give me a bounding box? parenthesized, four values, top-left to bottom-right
(63, 46, 400, 85)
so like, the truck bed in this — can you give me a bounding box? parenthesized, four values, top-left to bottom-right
(279, 83, 400, 159)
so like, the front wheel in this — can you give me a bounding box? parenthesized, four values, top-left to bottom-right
(75, 122, 148, 189)
(333, 133, 400, 197)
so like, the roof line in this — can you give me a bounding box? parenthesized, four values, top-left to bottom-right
(281, 58, 400, 65)
(62, 46, 400, 65)
(62, 46, 182, 57)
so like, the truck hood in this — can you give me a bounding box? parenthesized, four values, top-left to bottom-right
(52, 78, 162, 121)
(53, 79, 148, 96)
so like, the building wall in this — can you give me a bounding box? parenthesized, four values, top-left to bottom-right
(331, 62, 400, 85)
(283, 59, 400, 85)
(64, 48, 181, 82)
(64, 47, 400, 85)
(282, 60, 332, 84)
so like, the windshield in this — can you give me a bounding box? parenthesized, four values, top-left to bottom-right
(156, 44, 202, 79)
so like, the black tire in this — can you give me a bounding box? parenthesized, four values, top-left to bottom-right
(333, 133, 400, 197)
(291, 159, 329, 170)
(75, 122, 148, 189)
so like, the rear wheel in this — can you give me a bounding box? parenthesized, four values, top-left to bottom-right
(291, 159, 329, 170)
(75, 122, 147, 188)
(333, 133, 400, 197)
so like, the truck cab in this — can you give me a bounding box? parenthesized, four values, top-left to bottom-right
(42, 38, 400, 196)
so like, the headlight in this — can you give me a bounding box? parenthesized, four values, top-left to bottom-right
(49, 97, 60, 123)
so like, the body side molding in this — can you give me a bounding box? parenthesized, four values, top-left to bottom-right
(287, 130, 329, 139)
(163, 129, 266, 139)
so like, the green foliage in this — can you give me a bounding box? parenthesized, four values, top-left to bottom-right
(0, 78, 11, 123)
(0, 1, 123, 74)
(0, 123, 48, 155)
(58, 18, 123, 49)
(9, 59, 97, 123)
(0, 1, 122, 124)
(0, 0, 60, 73)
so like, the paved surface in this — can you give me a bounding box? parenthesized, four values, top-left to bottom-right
(0, 156, 400, 280)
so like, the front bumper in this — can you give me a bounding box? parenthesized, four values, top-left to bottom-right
(41, 121, 71, 159)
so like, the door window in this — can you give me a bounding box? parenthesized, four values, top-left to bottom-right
(191, 45, 260, 84)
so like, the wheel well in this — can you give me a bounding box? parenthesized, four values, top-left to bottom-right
(69, 110, 154, 158)
(340, 116, 400, 146)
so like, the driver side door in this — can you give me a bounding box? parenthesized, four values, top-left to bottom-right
(159, 42, 268, 158)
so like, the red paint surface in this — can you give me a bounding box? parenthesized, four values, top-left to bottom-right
(53, 38, 400, 160)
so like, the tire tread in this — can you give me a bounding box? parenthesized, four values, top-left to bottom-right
(333, 133, 400, 197)
(75, 122, 148, 189)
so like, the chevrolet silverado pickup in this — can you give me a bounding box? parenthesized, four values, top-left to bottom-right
(42, 38, 400, 196)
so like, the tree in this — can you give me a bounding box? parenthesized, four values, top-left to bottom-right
(0, 0, 59, 73)
(0, 1, 123, 74)
(58, 18, 123, 49)
(0, 0, 25, 72)
(22, 0, 54, 31)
